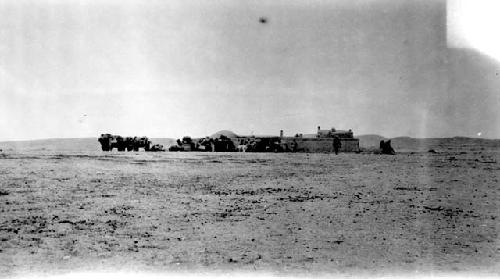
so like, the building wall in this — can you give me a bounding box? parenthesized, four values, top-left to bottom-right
(282, 137, 359, 153)
(338, 139, 360, 152)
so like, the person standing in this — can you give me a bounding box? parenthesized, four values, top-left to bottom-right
(333, 136, 341, 155)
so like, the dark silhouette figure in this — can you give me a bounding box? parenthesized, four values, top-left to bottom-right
(290, 140, 298, 152)
(333, 136, 341, 155)
(380, 140, 396, 155)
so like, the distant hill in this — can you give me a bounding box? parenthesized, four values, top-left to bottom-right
(357, 134, 500, 152)
(390, 136, 500, 152)
(0, 138, 99, 152)
(0, 137, 176, 152)
(210, 130, 239, 138)
(357, 134, 387, 148)
(1, 136, 498, 153)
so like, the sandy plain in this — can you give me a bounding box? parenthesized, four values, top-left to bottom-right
(0, 146, 498, 277)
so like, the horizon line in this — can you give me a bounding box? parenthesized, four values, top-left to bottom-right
(0, 134, 498, 143)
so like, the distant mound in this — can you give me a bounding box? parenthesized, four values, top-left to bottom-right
(210, 130, 239, 138)
(0, 138, 99, 152)
(357, 135, 500, 152)
(1, 136, 499, 153)
(390, 137, 500, 152)
(0, 137, 176, 152)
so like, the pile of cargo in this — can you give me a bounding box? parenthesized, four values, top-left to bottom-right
(168, 135, 238, 152)
(98, 134, 165, 152)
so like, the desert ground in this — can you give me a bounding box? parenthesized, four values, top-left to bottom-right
(0, 140, 499, 277)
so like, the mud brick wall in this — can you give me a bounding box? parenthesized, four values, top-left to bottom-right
(340, 138, 360, 152)
(283, 138, 360, 153)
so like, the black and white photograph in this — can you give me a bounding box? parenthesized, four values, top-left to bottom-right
(0, 0, 499, 278)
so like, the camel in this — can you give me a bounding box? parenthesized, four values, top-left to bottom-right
(380, 140, 396, 155)
(236, 145, 247, 152)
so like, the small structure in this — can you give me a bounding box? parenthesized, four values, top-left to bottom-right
(316, 126, 354, 139)
(278, 126, 359, 153)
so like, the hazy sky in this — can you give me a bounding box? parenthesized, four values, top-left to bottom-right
(0, 0, 499, 140)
